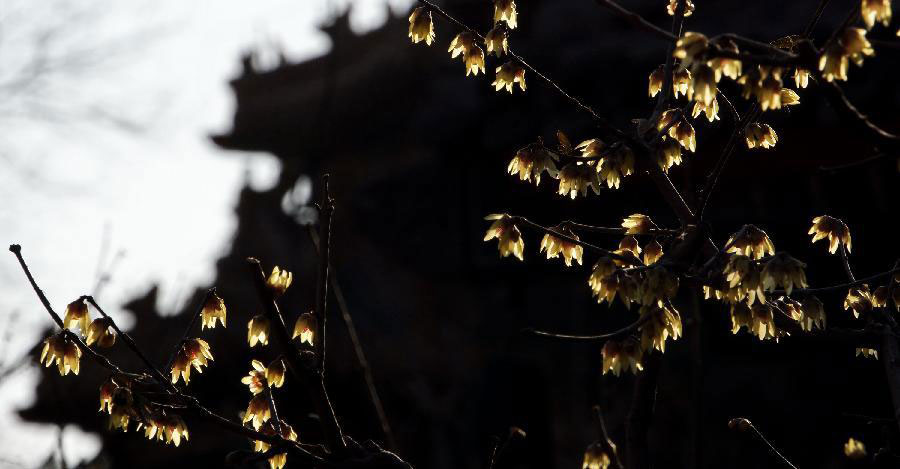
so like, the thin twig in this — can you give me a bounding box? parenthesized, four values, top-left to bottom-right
(314, 175, 334, 372)
(524, 315, 649, 342)
(592, 0, 675, 42)
(83, 295, 175, 391)
(510, 216, 643, 265)
(592, 406, 625, 469)
(840, 245, 856, 283)
(802, 0, 832, 38)
(732, 418, 800, 469)
(308, 225, 397, 451)
(163, 288, 216, 375)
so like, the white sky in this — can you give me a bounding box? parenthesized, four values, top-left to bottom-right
(0, 0, 411, 466)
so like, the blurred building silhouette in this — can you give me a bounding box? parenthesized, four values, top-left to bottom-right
(22, 2, 900, 468)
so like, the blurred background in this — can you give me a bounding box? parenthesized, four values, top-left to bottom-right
(1, 0, 898, 468)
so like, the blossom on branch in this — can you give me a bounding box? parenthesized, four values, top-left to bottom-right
(170, 338, 214, 385)
(63, 299, 91, 336)
(744, 123, 778, 149)
(201, 292, 227, 329)
(493, 0, 518, 29)
(485, 25, 509, 57)
(602, 338, 643, 376)
(292, 312, 317, 346)
(484, 214, 525, 260)
(248, 315, 271, 347)
(809, 215, 852, 254)
(266, 266, 293, 296)
(408, 7, 435, 46)
(492, 61, 526, 93)
(86, 317, 116, 347)
(40, 333, 81, 376)
(507, 141, 558, 185)
(448, 32, 485, 76)
(539, 224, 583, 266)
(243, 394, 272, 431)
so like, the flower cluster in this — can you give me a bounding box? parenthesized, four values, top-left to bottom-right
(170, 338, 214, 385)
(820, 28, 874, 82)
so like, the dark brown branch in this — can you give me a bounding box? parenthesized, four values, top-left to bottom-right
(308, 225, 396, 450)
(839, 245, 856, 283)
(83, 295, 175, 391)
(564, 221, 679, 237)
(820, 80, 900, 148)
(8, 244, 136, 378)
(819, 152, 892, 172)
(625, 353, 660, 469)
(802, 0, 832, 38)
(315, 175, 334, 371)
(418, 0, 629, 141)
(163, 288, 217, 374)
(593, 406, 625, 469)
(592, 0, 675, 42)
(247, 256, 347, 452)
(509, 216, 643, 265)
(698, 105, 758, 221)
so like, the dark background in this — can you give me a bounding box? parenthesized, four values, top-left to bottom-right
(20, 1, 900, 468)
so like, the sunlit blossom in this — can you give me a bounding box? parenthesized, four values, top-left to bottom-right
(809, 215, 852, 254)
(170, 338, 214, 385)
(540, 224, 583, 266)
(484, 214, 525, 260)
(40, 333, 81, 376)
(85, 317, 116, 348)
(248, 314, 271, 347)
(408, 7, 435, 46)
(492, 61, 526, 93)
(292, 312, 317, 346)
(201, 292, 227, 329)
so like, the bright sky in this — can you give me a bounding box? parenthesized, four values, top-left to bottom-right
(0, 0, 411, 466)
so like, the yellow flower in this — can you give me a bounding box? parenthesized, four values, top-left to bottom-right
(757, 75, 783, 111)
(750, 303, 777, 340)
(484, 214, 525, 260)
(266, 359, 286, 388)
(648, 65, 664, 98)
(808, 215, 852, 254)
(844, 285, 873, 318)
(582, 442, 612, 469)
(161, 415, 190, 447)
(761, 253, 808, 295)
(602, 338, 643, 376)
(709, 39, 742, 81)
(798, 296, 826, 331)
(726, 225, 775, 260)
(85, 317, 116, 348)
(619, 236, 642, 259)
(170, 338, 214, 385)
(622, 214, 656, 235)
(558, 162, 601, 198)
(108, 387, 135, 432)
(589, 257, 616, 290)
(266, 266, 293, 296)
(99, 378, 117, 413)
(485, 25, 509, 57)
(408, 7, 435, 46)
(448, 32, 485, 76)
(861, 0, 892, 29)
(793, 68, 810, 88)
(639, 266, 679, 306)
(507, 142, 558, 185)
(780, 88, 800, 106)
(672, 64, 692, 98)
(493, 0, 518, 29)
(40, 333, 81, 376)
(243, 394, 272, 431)
(744, 123, 778, 149)
(856, 348, 879, 360)
(643, 240, 663, 265)
(691, 96, 719, 122)
(658, 109, 696, 152)
(598, 146, 635, 189)
(247, 314, 271, 347)
(656, 138, 683, 172)
(819, 44, 848, 82)
(241, 360, 269, 395)
(590, 269, 639, 308)
(63, 299, 91, 336)
(201, 292, 227, 329)
(639, 304, 682, 352)
(673, 32, 708, 67)
(255, 420, 298, 469)
(873, 285, 889, 308)
(292, 312, 317, 345)
(666, 0, 695, 17)
(724, 255, 766, 305)
(688, 63, 717, 107)
(492, 61, 526, 93)
(844, 437, 867, 459)
(539, 225, 583, 266)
